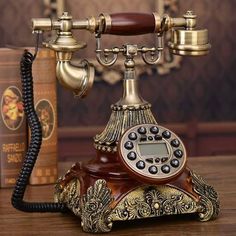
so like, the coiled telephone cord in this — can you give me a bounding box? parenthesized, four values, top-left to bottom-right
(11, 49, 67, 213)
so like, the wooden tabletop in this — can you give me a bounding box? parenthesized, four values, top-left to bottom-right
(0, 155, 236, 236)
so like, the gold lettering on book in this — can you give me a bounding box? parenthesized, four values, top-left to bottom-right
(2, 142, 25, 153)
(7, 153, 23, 163)
(5, 177, 16, 184)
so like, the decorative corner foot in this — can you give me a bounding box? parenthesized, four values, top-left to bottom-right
(55, 177, 81, 216)
(55, 177, 114, 233)
(191, 171, 220, 221)
(80, 179, 114, 233)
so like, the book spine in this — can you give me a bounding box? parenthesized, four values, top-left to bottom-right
(29, 48, 58, 185)
(0, 49, 27, 188)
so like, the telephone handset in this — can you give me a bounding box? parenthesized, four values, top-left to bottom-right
(12, 10, 219, 233)
(118, 124, 187, 184)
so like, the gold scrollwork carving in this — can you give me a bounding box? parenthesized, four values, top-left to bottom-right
(54, 178, 81, 216)
(94, 103, 157, 153)
(191, 171, 220, 221)
(54, 170, 220, 233)
(80, 179, 114, 233)
(110, 185, 197, 221)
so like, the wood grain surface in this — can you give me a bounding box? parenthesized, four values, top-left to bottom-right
(0, 155, 236, 236)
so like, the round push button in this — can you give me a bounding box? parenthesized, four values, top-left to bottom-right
(136, 161, 145, 170)
(128, 132, 137, 141)
(161, 165, 171, 174)
(170, 159, 180, 168)
(127, 152, 136, 161)
(148, 136, 153, 141)
(138, 127, 147, 134)
(150, 126, 159, 134)
(124, 141, 134, 150)
(162, 130, 171, 139)
(146, 158, 154, 164)
(154, 135, 162, 141)
(174, 149, 183, 158)
(171, 139, 180, 148)
(161, 157, 168, 163)
(149, 165, 158, 174)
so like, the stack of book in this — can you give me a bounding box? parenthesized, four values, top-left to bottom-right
(0, 48, 58, 187)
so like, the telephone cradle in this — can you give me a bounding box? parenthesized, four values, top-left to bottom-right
(12, 10, 219, 233)
(54, 105, 219, 233)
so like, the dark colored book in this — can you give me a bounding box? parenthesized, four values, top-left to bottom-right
(0, 48, 27, 188)
(29, 48, 58, 185)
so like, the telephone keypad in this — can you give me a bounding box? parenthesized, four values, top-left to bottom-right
(119, 124, 187, 184)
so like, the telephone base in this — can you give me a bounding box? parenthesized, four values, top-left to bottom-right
(54, 162, 219, 233)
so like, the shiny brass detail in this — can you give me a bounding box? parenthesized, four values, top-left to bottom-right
(55, 178, 81, 216)
(99, 13, 112, 33)
(183, 10, 197, 30)
(94, 103, 157, 152)
(191, 171, 220, 221)
(152, 12, 161, 34)
(94, 42, 159, 152)
(32, 18, 52, 33)
(168, 29, 211, 56)
(80, 179, 114, 233)
(87, 16, 97, 33)
(168, 11, 211, 56)
(34, 12, 95, 98)
(53, 170, 219, 233)
(110, 185, 197, 221)
(116, 76, 146, 106)
(56, 59, 94, 98)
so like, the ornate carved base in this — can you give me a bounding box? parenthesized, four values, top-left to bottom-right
(54, 163, 219, 233)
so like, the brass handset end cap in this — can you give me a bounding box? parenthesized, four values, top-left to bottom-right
(168, 29, 211, 56)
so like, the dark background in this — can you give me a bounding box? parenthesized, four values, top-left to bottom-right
(0, 0, 235, 157)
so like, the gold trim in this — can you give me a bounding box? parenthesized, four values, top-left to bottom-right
(99, 13, 112, 33)
(191, 171, 220, 221)
(152, 12, 161, 33)
(110, 185, 197, 221)
(54, 169, 220, 233)
(80, 179, 113, 233)
(94, 103, 157, 153)
(93, 0, 182, 83)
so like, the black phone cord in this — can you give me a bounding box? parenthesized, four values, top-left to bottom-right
(11, 50, 67, 212)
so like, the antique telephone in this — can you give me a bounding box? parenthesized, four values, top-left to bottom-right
(12, 10, 219, 233)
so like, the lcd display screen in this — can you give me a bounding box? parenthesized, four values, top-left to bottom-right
(139, 143, 169, 156)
